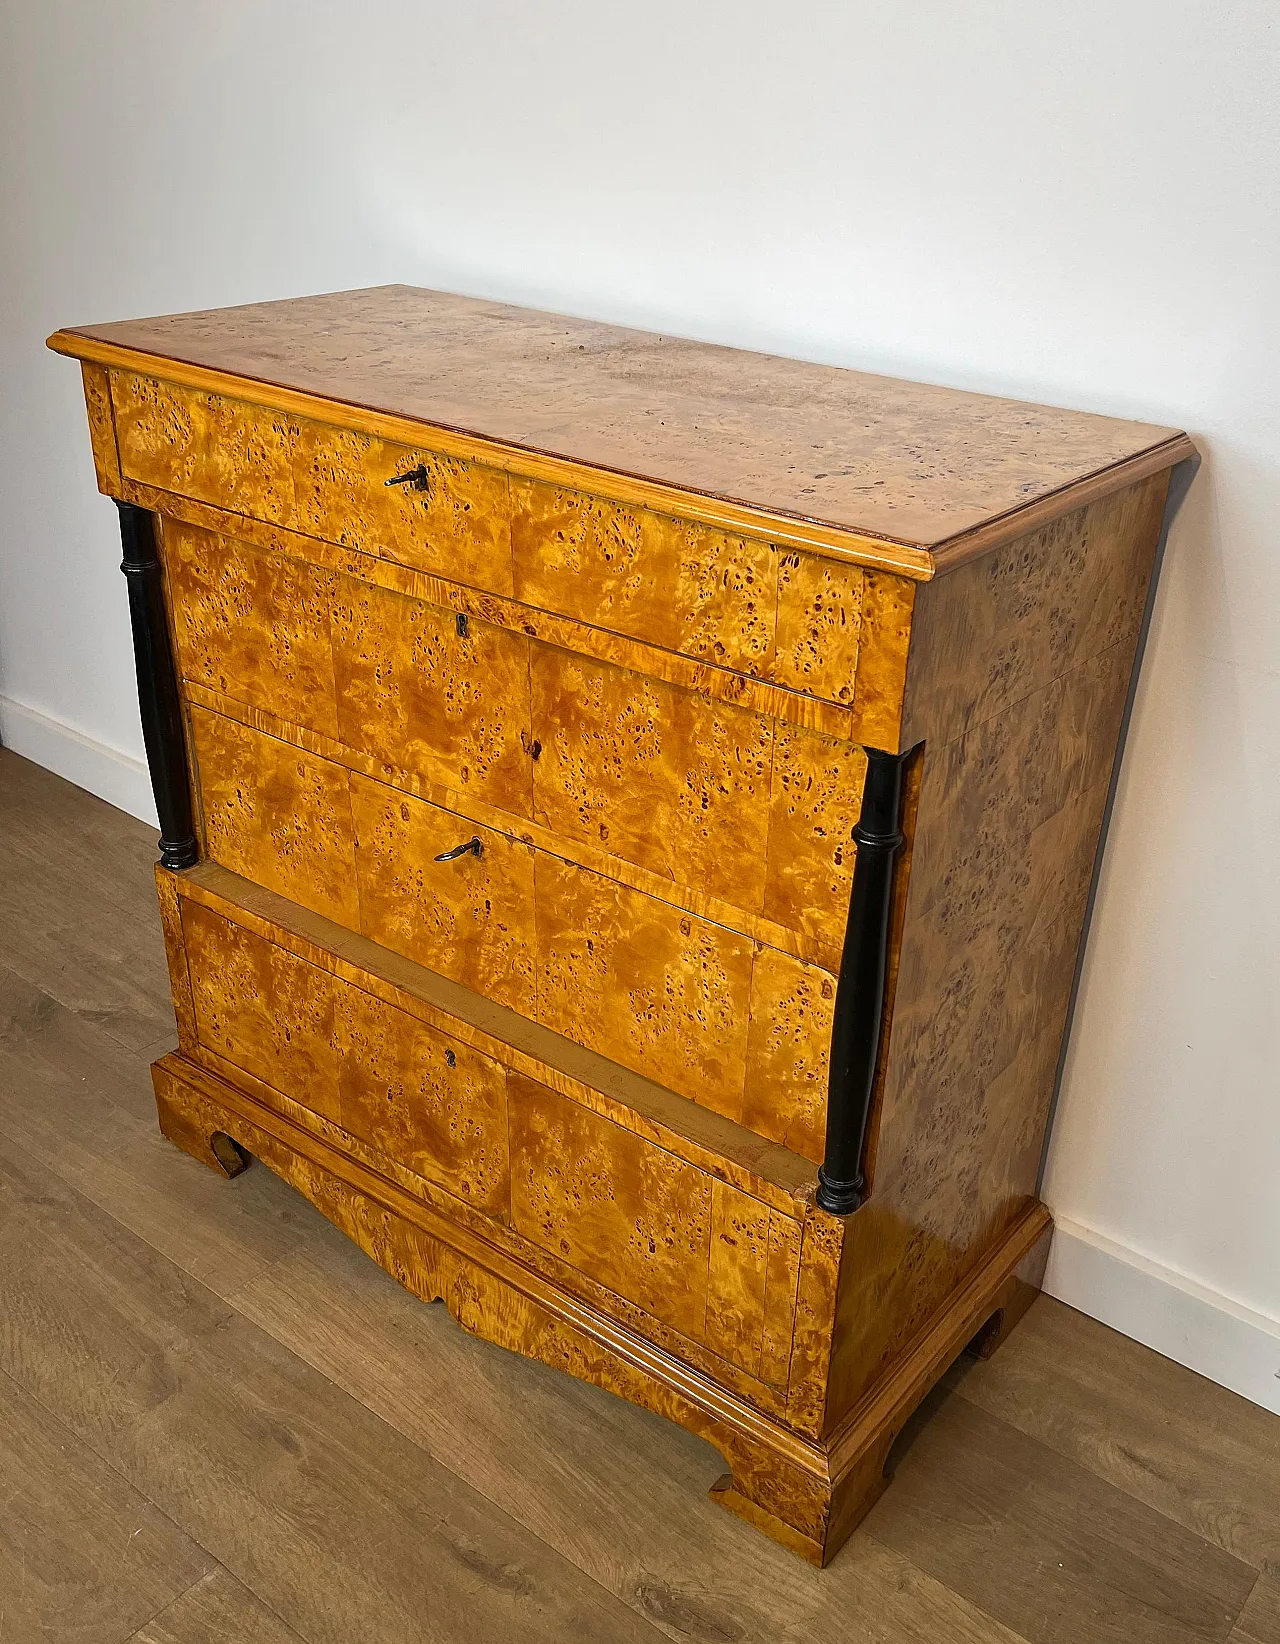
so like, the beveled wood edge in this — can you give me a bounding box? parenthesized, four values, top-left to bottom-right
(50, 328, 1196, 578)
(183, 683, 842, 972)
(168, 860, 817, 1212)
(48, 328, 936, 577)
(928, 435, 1196, 574)
(824, 1199, 1053, 1475)
(153, 1047, 830, 1474)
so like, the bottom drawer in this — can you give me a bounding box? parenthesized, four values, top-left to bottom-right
(174, 878, 805, 1386)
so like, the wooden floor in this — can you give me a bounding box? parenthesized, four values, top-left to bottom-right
(0, 746, 1277, 1644)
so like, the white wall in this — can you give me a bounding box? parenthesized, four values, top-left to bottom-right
(2, 1, 1277, 1407)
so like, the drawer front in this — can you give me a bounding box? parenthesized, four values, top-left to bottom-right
(181, 897, 510, 1212)
(114, 373, 511, 593)
(165, 520, 339, 740)
(113, 374, 298, 526)
(531, 644, 774, 912)
(508, 1070, 713, 1339)
(292, 420, 512, 592)
(184, 891, 342, 1121)
(535, 853, 836, 1158)
(175, 887, 803, 1382)
(507, 1072, 803, 1376)
(190, 711, 536, 1013)
(512, 478, 777, 676)
(513, 476, 870, 704)
(191, 706, 361, 931)
(166, 524, 532, 817)
(530, 643, 868, 955)
(535, 853, 755, 1120)
(350, 774, 537, 1015)
(165, 518, 864, 961)
(763, 723, 867, 959)
(331, 575, 533, 817)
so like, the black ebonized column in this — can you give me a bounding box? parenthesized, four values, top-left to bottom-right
(115, 502, 198, 870)
(816, 745, 912, 1215)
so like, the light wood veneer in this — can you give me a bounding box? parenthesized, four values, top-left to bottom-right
(51, 289, 1192, 1565)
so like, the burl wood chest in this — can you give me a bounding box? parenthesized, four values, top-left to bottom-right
(50, 289, 1193, 1565)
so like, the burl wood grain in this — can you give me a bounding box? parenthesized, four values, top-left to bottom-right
(349, 772, 537, 1016)
(331, 573, 533, 817)
(900, 474, 1170, 748)
(48, 286, 1198, 1569)
(168, 883, 809, 1383)
(827, 475, 1169, 1422)
(535, 851, 838, 1150)
(293, 418, 513, 593)
(190, 707, 359, 930)
(182, 896, 510, 1213)
(182, 895, 342, 1124)
(166, 858, 818, 1215)
(849, 572, 916, 752)
(149, 866, 1060, 1565)
(150, 488, 879, 739)
(63, 286, 1185, 551)
(764, 724, 867, 967)
(531, 644, 774, 912)
(706, 1188, 809, 1386)
(163, 520, 340, 739)
(79, 362, 121, 495)
(151, 1050, 850, 1544)
(743, 947, 837, 1165)
(185, 704, 839, 1151)
(124, 377, 912, 716)
(774, 553, 865, 706)
(512, 477, 777, 675)
(333, 986, 510, 1217)
(111, 372, 297, 526)
(508, 1071, 714, 1342)
(534, 853, 754, 1121)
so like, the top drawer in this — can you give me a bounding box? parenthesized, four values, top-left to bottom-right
(111, 372, 512, 593)
(109, 371, 912, 718)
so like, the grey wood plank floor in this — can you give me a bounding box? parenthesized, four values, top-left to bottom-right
(0, 744, 1276, 1644)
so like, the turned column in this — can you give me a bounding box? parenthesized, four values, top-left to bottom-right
(816, 745, 912, 1215)
(115, 501, 198, 869)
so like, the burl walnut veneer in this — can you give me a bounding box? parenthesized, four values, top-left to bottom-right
(50, 288, 1194, 1566)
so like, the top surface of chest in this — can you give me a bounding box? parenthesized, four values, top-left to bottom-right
(51, 284, 1187, 563)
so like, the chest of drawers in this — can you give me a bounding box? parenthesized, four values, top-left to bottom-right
(50, 288, 1193, 1565)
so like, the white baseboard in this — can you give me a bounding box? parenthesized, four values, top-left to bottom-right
(1045, 1216, 1280, 1415)
(0, 693, 158, 827)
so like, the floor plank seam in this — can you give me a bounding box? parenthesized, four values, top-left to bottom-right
(1, 1125, 674, 1644)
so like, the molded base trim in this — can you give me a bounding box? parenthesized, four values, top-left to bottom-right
(151, 1047, 1051, 1565)
(0, 693, 157, 826)
(1045, 1216, 1280, 1416)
